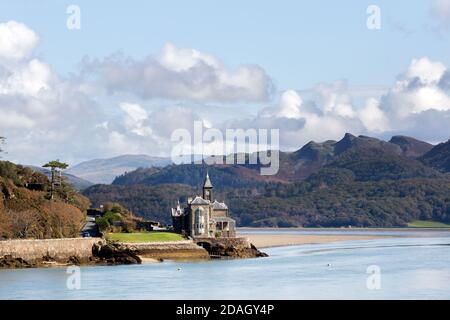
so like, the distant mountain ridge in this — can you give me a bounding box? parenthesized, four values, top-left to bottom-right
(420, 139, 450, 173)
(111, 133, 437, 188)
(390, 135, 434, 158)
(83, 133, 450, 228)
(67, 154, 172, 184)
(26, 165, 94, 191)
(73, 134, 437, 186)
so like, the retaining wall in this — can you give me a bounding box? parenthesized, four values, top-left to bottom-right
(119, 240, 209, 260)
(0, 238, 104, 262)
(194, 237, 251, 248)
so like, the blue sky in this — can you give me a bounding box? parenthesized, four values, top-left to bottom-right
(0, 0, 447, 90)
(1, 0, 450, 165)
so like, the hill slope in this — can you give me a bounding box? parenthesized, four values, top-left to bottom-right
(420, 139, 450, 173)
(389, 135, 434, 158)
(83, 134, 450, 227)
(112, 134, 439, 186)
(0, 161, 90, 239)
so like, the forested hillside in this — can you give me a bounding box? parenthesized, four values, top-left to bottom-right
(83, 134, 450, 228)
(0, 161, 90, 239)
(420, 139, 450, 173)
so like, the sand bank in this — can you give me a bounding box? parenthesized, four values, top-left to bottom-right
(239, 233, 384, 248)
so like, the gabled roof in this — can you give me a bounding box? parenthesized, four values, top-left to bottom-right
(212, 200, 228, 210)
(191, 196, 210, 205)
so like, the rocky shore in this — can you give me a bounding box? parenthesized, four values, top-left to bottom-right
(206, 242, 268, 258)
(0, 237, 267, 269)
(0, 240, 143, 268)
(91, 242, 142, 265)
(118, 237, 268, 260)
(194, 237, 268, 259)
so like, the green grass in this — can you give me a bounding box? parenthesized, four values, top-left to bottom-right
(407, 220, 450, 228)
(106, 232, 185, 243)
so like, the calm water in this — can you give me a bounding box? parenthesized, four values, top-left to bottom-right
(1, 230, 450, 300)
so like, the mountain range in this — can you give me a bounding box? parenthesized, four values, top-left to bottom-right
(107, 133, 438, 187)
(83, 133, 450, 227)
(66, 154, 172, 184)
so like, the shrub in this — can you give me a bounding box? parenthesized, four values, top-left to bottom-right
(96, 217, 110, 232)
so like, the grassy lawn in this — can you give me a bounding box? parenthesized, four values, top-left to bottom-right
(407, 220, 450, 228)
(106, 232, 185, 243)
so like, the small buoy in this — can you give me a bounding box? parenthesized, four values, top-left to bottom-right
(327, 263, 331, 267)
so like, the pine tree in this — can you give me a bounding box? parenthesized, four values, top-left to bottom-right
(43, 160, 69, 199)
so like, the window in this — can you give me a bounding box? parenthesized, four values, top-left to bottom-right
(195, 208, 205, 234)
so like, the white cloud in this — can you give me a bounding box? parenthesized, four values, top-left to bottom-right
(157, 43, 220, 72)
(0, 59, 52, 96)
(313, 80, 355, 118)
(224, 57, 450, 149)
(358, 98, 390, 133)
(0, 21, 39, 62)
(403, 57, 446, 85)
(0, 110, 34, 129)
(3, 20, 450, 166)
(225, 89, 364, 150)
(119, 102, 152, 137)
(261, 90, 303, 119)
(383, 57, 450, 117)
(82, 43, 274, 103)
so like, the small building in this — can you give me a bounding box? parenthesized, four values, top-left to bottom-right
(171, 173, 236, 238)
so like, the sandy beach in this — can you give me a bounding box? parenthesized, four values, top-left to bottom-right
(239, 233, 385, 248)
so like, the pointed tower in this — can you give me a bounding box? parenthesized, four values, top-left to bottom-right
(203, 171, 213, 201)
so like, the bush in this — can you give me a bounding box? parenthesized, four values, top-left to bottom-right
(96, 217, 110, 232)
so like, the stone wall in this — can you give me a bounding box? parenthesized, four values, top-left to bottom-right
(119, 240, 210, 260)
(0, 238, 104, 262)
(194, 237, 251, 249)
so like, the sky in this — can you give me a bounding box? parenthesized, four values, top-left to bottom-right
(0, 0, 450, 166)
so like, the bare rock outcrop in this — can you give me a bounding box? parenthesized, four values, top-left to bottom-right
(195, 238, 268, 259)
(0, 255, 34, 268)
(211, 243, 268, 258)
(92, 242, 142, 265)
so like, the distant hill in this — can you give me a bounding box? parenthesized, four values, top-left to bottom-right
(111, 133, 439, 187)
(66, 155, 172, 184)
(26, 165, 94, 191)
(325, 134, 439, 181)
(420, 139, 450, 173)
(389, 135, 434, 158)
(83, 133, 450, 228)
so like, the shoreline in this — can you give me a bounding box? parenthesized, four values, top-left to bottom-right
(238, 227, 450, 248)
(3, 228, 450, 268)
(239, 233, 388, 249)
(238, 227, 450, 231)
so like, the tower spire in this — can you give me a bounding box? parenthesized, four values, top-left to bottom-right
(203, 170, 213, 189)
(203, 170, 213, 200)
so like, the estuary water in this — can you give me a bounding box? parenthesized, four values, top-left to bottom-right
(1, 229, 450, 300)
